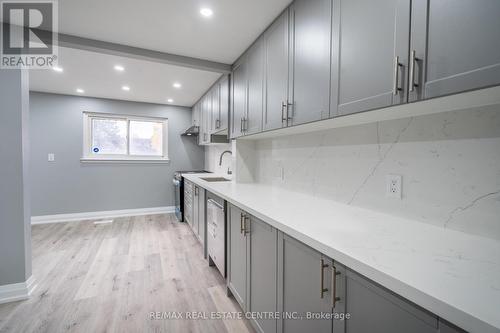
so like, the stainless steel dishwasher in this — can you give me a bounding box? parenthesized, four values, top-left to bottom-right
(206, 194, 225, 277)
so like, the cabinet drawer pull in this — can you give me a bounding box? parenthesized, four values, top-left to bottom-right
(286, 102, 293, 120)
(281, 101, 287, 122)
(409, 50, 420, 92)
(320, 258, 329, 298)
(240, 118, 244, 133)
(332, 265, 341, 308)
(243, 215, 250, 235)
(393, 56, 403, 96)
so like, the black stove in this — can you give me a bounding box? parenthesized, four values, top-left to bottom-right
(173, 170, 211, 221)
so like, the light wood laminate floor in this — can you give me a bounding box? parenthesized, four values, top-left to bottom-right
(0, 214, 254, 333)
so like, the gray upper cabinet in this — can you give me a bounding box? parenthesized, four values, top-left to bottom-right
(231, 61, 247, 139)
(280, 234, 333, 333)
(246, 37, 265, 135)
(227, 204, 248, 309)
(263, 9, 290, 132)
(249, 216, 277, 333)
(335, 0, 411, 115)
(289, 0, 332, 125)
(333, 264, 439, 333)
(409, 0, 500, 101)
(210, 84, 220, 134)
(218, 75, 229, 131)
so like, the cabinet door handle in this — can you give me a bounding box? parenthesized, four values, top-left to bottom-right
(281, 101, 287, 122)
(393, 56, 403, 96)
(320, 258, 329, 298)
(243, 215, 250, 235)
(240, 212, 245, 234)
(216, 119, 221, 129)
(332, 265, 341, 308)
(286, 102, 293, 120)
(240, 118, 244, 133)
(409, 50, 420, 92)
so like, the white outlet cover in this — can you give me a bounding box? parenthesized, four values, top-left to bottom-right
(48, 153, 55, 162)
(386, 174, 402, 199)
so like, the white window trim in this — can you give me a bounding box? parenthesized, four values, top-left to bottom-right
(82, 112, 169, 163)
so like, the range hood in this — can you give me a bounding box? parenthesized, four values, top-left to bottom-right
(181, 125, 199, 137)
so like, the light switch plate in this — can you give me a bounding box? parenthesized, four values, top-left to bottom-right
(48, 153, 55, 162)
(386, 174, 402, 199)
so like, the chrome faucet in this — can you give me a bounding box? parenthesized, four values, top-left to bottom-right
(219, 150, 233, 175)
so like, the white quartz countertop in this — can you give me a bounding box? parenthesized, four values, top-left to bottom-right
(182, 173, 500, 333)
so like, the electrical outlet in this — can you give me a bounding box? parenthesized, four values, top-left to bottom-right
(48, 153, 55, 162)
(386, 174, 402, 199)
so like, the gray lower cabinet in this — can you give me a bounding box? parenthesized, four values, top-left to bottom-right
(231, 61, 247, 139)
(228, 205, 278, 333)
(228, 204, 248, 308)
(183, 180, 193, 226)
(409, 0, 500, 101)
(279, 234, 333, 333)
(192, 185, 205, 248)
(246, 37, 265, 135)
(333, 264, 439, 333)
(249, 216, 278, 333)
(289, 0, 332, 125)
(335, 0, 410, 116)
(263, 9, 290, 132)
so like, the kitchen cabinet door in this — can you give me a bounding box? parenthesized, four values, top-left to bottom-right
(192, 102, 200, 127)
(199, 95, 210, 144)
(263, 9, 290, 131)
(333, 265, 438, 333)
(246, 37, 265, 135)
(231, 61, 247, 139)
(409, 0, 500, 101)
(336, 0, 411, 115)
(227, 204, 248, 309)
(249, 217, 278, 333)
(218, 75, 229, 132)
(280, 234, 333, 333)
(289, 0, 332, 125)
(197, 187, 206, 252)
(192, 185, 200, 236)
(210, 85, 220, 134)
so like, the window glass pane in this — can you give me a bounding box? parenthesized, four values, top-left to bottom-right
(91, 118, 127, 155)
(129, 120, 163, 156)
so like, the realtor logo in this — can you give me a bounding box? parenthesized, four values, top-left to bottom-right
(1, 0, 58, 69)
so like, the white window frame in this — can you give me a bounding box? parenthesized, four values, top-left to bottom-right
(81, 112, 169, 163)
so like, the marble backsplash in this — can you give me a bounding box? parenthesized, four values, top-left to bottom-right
(254, 106, 500, 240)
(204, 143, 233, 175)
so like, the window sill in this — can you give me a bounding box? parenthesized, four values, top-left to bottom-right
(80, 157, 170, 164)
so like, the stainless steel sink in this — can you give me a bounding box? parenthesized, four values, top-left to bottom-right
(200, 177, 231, 182)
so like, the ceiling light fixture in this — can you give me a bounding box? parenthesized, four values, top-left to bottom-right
(200, 8, 213, 17)
(167, 98, 174, 103)
(173, 82, 182, 88)
(122, 85, 130, 91)
(53, 66, 63, 72)
(76, 88, 85, 94)
(114, 65, 125, 72)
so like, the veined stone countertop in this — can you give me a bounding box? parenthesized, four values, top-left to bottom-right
(183, 173, 500, 333)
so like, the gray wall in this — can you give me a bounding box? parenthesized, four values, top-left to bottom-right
(0, 69, 32, 285)
(30, 92, 204, 216)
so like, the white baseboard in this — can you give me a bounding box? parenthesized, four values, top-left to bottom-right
(0, 275, 37, 305)
(31, 206, 175, 225)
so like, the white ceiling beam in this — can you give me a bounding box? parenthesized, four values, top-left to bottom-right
(57, 33, 232, 74)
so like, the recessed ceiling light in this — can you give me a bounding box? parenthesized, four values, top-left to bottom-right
(114, 65, 125, 72)
(76, 88, 85, 94)
(122, 85, 130, 91)
(53, 66, 63, 72)
(167, 98, 174, 103)
(200, 8, 213, 17)
(173, 82, 182, 88)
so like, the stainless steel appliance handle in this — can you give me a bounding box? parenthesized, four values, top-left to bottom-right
(207, 198, 223, 210)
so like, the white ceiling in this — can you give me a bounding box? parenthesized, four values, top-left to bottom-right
(30, 0, 293, 106)
(58, 0, 292, 64)
(29, 47, 222, 106)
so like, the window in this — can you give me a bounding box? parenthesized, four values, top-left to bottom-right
(82, 112, 168, 162)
